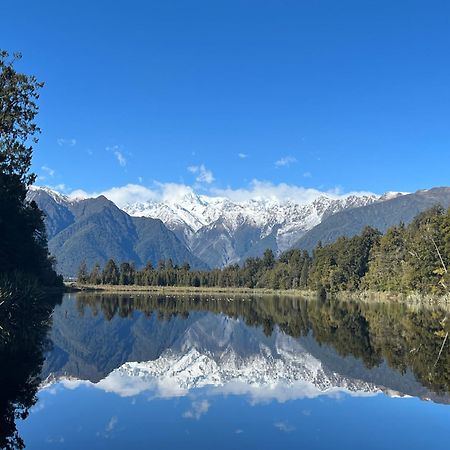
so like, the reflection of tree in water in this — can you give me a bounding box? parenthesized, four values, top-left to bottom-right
(0, 292, 61, 449)
(76, 294, 450, 396)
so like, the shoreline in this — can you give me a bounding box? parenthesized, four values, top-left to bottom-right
(65, 283, 450, 306)
(65, 283, 317, 297)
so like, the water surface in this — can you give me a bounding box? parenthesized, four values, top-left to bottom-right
(4, 293, 450, 449)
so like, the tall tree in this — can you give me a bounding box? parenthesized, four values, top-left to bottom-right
(102, 259, 120, 285)
(0, 50, 60, 286)
(77, 261, 88, 284)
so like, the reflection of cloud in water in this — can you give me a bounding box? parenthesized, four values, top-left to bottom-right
(106, 416, 118, 432)
(182, 400, 210, 420)
(208, 380, 379, 404)
(41, 337, 394, 402)
(274, 421, 295, 432)
(42, 368, 381, 404)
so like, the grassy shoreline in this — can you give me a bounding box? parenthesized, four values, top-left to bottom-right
(66, 283, 317, 297)
(66, 282, 450, 306)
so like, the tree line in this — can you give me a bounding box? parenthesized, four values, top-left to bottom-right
(78, 205, 450, 294)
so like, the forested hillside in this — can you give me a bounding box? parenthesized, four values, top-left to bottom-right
(295, 187, 450, 251)
(79, 205, 450, 295)
(28, 189, 208, 276)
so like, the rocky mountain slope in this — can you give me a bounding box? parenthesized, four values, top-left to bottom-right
(27, 187, 206, 276)
(32, 185, 450, 270)
(123, 191, 381, 267)
(294, 187, 450, 251)
(30, 186, 386, 269)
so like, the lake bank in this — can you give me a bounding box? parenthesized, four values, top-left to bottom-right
(66, 283, 450, 307)
(66, 283, 318, 298)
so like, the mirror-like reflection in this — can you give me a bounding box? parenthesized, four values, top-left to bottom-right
(0, 292, 62, 449)
(44, 293, 450, 401)
(4, 293, 450, 449)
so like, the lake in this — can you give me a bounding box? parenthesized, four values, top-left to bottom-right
(3, 293, 450, 449)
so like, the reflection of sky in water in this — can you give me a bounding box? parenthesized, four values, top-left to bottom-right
(14, 294, 450, 449)
(21, 383, 450, 450)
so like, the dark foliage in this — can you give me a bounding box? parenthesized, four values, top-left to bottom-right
(0, 50, 61, 287)
(0, 274, 62, 449)
(81, 207, 450, 295)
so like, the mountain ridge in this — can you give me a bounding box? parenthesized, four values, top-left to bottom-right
(29, 185, 450, 271)
(294, 186, 450, 251)
(27, 188, 207, 276)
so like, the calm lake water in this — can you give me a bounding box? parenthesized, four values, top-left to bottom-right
(4, 293, 450, 449)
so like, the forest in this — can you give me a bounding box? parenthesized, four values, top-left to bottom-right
(78, 204, 450, 295)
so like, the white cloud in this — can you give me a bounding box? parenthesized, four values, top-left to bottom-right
(65, 179, 376, 209)
(41, 165, 55, 177)
(57, 138, 76, 147)
(303, 172, 312, 178)
(187, 164, 214, 184)
(155, 182, 196, 203)
(67, 183, 194, 207)
(50, 183, 68, 192)
(106, 145, 127, 167)
(182, 400, 210, 420)
(114, 150, 126, 167)
(212, 180, 337, 204)
(238, 153, 248, 159)
(275, 156, 297, 168)
(69, 184, 157, 207)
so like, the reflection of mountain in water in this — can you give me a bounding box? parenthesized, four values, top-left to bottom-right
(42, 294, 450, 404)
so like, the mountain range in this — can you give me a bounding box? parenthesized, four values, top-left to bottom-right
(123, 191, 382, 267)
(28, 185, 450, 275)
(27, 187, 206, 276)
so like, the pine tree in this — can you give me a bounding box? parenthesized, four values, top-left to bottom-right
(102, 259, 119, 285)
(89, 263, 102, 285)
(77, 261, 88, 284)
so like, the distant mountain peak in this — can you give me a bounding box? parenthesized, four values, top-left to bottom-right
(28, 185, 73, 205)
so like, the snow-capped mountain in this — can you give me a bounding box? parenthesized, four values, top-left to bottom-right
(29, 185, 407, 268)
(123, 192, 382, 266)
(28, 185, 76, 206)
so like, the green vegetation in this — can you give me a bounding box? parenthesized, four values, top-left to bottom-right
(0, 275, 62, 449)
(75, 293, 450, 397)
(0, 50, 62, 288)
(79, 206, 450, 295)
(0, 50, 64, 449)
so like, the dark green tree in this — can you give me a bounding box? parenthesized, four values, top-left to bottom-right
(77, 260, 88, 284)
(119, 262, 135, 285)
(102, 259, 119, 285)
(0, 50, 61, 286)
(89, 263, 102, 285)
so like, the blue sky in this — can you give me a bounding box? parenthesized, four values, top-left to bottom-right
(2, 1, 450, 202)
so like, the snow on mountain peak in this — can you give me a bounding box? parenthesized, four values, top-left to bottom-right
(31, 184, 400, 267)
(122, 190, 384, 254)
(28, 185, 75, 205)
